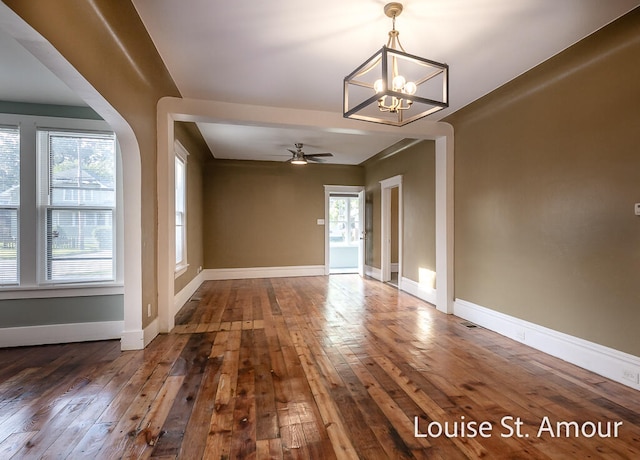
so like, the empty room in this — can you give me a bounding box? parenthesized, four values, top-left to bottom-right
(1, 1, 639, 458)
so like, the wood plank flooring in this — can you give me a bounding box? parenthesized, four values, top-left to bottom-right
(1, 275, 640, 459)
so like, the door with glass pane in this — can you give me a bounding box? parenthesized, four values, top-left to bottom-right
(328, 194, 361, 273)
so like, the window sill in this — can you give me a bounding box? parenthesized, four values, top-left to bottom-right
(175, 263, 189, 279)
(0, 282, 125, 300)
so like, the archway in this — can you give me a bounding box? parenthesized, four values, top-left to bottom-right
(0, 4, 144, 350)
(156, 97, 455, 334)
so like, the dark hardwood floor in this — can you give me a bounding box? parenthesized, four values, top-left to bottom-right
(1, 275, 639, 459)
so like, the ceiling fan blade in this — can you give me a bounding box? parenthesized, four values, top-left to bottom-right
(307, 157, 327, 163)
(287, 149, 297, 155)
(304, 153, 333, 158)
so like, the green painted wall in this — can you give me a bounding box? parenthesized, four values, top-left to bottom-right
(0, 101, 101, 119)
(0, 295, 123, 327)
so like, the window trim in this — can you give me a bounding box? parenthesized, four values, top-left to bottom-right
(0, 113, 123, 297)
(0, 125, 20, 286)
(38, 128, 118, 285)
(174, 140, 189, 278)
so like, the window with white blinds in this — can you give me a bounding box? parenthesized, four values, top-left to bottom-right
(39, 130, 116, 283)
(0, 126, 20, 285)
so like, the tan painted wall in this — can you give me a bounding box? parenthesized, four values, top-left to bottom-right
(444, 9, 640, 355)
(173, 122, 211, 294)
(363, 141, 436, 282)
(203, 160, 364, 268)
(5, 0, 182, 327)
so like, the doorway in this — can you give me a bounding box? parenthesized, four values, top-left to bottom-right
(380, 175, 402, 285)
(324, 186, 364, 275)
(389, 187, 399, 286)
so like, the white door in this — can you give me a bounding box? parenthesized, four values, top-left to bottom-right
(380, 175, 403, 283)
(324, 185, 365, 276)
(328, 194, 361, 273)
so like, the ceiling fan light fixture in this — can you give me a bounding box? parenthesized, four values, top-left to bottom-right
(343, 2, 449, 127)
(286, 143, 333, 165)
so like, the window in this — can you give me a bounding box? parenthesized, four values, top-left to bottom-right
(329, 195, 360, 246)
(38, 130, 117, 283)
(0, 113, 121, 294)
(0, 126, 20, 285)
(175, 141, 188, 275)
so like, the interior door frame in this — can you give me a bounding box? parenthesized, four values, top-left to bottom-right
(380, 175, 403, 283)
(324, 185, 365, 276)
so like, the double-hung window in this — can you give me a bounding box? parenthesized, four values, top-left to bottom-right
(38, 130, 117, 283)
(0, 126, 20, 285)
(0, 113, 120, 295)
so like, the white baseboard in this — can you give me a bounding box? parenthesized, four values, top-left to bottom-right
(203, 265, 325, 280)
(400, 277, 436, 305)
(454, 298, 640, 391)
(391, 263, 399, 272)
(143, 317, 159, 347)
(365, 265, 382, 281)
(174, 269, 206, 316)
(122, 317, 159, 350)
(0, 320, 124, 348)
(121, 327, 144, 350)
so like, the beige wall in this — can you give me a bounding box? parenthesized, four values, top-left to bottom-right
(173, 122, 211, 293)
(5, 0, 182, 327)
(204, 160, 364, 268)
(363, 141, 436, 283)
(445, 9, 640, 355)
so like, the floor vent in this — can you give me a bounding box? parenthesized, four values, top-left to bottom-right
(461, 321, 480, 329)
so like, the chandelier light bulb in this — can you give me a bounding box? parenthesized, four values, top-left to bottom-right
(404, 81, 417, 95)
(374, 79, 385, 93)
(392, 75, 406, 90)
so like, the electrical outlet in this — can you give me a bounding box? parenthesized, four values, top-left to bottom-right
(147, 304, 152, 318)
(622, 369, 639, 384)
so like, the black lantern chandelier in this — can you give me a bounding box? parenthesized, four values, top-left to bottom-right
(343, 2, 449, 126)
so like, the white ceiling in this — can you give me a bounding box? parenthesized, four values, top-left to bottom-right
(0, 26, 86, 106)
(1, 1, 638, 164)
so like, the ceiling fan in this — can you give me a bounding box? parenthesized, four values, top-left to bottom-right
(287, 143, 333, 165)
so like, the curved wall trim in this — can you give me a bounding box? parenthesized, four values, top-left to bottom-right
(0, 4, 143, 350)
